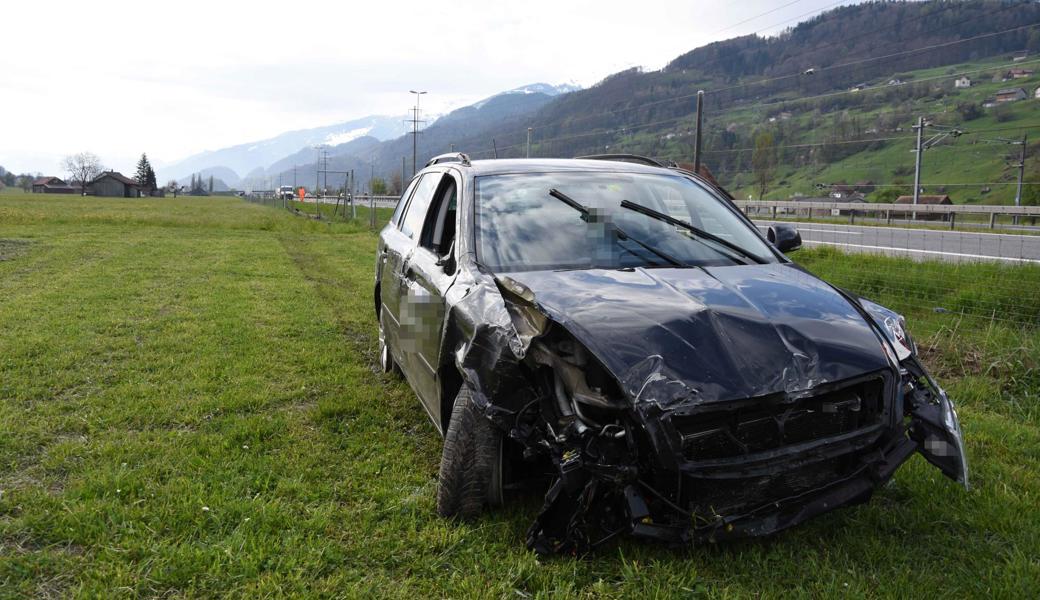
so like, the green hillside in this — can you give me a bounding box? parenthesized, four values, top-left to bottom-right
(607, 56, 1040, 204)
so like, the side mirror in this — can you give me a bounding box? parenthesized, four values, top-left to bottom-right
(767, 224, 802, 253)
(435, 240, 457, 275)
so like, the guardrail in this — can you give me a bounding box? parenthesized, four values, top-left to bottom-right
(734, 200, 1040, 230)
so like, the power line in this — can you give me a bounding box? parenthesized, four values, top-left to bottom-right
(708, 0, 806, 36)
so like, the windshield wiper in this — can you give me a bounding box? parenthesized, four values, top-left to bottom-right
(548, 189, 689, 269)
(619, 199, 766, 265)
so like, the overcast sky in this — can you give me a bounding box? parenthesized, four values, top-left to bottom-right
(0, 0, 859, 175)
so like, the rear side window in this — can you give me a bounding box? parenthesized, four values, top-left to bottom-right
(399, 173, 443, 239)
(391, 177, 421, 226)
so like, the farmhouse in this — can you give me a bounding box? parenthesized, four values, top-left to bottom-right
(1007, 68, 1034, 79)
(90, 171, 142, 197)
(895, 194, 953, 221)
(31, 176, 78, 194)
(995, 87, 1027, 103)
(954, 76, 971, 88)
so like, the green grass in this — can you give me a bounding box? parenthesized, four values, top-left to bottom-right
(1, 192, 1039, 597)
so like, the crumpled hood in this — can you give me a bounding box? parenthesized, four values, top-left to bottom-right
(503, 263, 890, 407)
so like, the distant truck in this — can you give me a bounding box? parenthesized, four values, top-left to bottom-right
(278, 185, 295, 200)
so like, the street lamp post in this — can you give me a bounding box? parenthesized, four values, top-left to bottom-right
(409, 90, 427, 176)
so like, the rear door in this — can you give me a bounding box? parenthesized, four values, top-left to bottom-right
(398, 172, 461, 425)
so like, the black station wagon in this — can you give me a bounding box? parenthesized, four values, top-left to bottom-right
(374, 153, 968, 554)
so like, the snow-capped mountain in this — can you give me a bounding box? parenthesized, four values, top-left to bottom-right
(162, 115, 412, 185)
(162, 82, 579, 187)
(471, 82, 581, 109)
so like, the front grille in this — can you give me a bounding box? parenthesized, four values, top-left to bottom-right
(684, 456, 854, 517)
(675, 377, 885, 461)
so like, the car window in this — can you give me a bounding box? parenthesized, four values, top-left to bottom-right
(399, 173, 442, 239)
(420, 177, 458, 256)
(474, 172, 775, 272)
(391, 176, 421, 226)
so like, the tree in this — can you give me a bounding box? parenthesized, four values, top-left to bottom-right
(208, 175, 214, 193)
(166, 179, 179, 198)
(16, 171, 34, 190)
(751, 132, 776, 200)
(956, 102, 983, 121)
(370, 177, 387, 195)
(389, 172, 403, 196)
(62, 152, 103, 195)
(134, 153, 157, 193)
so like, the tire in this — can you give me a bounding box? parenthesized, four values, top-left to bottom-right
(437, 385, 504, 519)
(378, 323, 399, 375)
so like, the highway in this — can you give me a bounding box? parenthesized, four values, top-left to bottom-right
(753, 220, 1040, 264)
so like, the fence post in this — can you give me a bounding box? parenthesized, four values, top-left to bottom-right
(989, 212, 997, 229)
(949, 212, 956, 231)
(886, 209, 891, 225)
(370, 195, 375, 229)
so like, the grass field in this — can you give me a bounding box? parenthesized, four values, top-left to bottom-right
(1, 192, 1039, 598)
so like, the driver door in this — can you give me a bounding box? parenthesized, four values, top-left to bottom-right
(397, 172, 460, 425)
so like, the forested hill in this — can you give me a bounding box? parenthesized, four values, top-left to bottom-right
(447, 0, 1040, 160)
(666, 0, 1040, 82)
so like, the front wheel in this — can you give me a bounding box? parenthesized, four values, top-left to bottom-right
(378, 323, 399, 375)
(437, 385, 503, 519)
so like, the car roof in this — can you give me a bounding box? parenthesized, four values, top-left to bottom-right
(439, 158, 680, 177)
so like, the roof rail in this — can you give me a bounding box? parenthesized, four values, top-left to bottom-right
(425, 152, 471, 167)
(575, 154, 677, 168)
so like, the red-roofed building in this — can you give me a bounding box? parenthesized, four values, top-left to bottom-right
(31, 176, 78, 194)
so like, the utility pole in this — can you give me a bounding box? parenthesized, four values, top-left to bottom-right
(408, 90, 427, 177)
(912, 116, 924, 221)
(526, 128, 532, 158)
(694, 90, 704, 174)
(402, 156, 407, 190)
(1015, 133, 1027, 207)
(369, 161, 376, 230)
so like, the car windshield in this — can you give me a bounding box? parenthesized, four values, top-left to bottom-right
(474, 172, 776, 272)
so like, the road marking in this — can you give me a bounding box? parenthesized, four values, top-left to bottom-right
(758, 225, 862, 235)
(753, 220, 1040, 240)
(802, 240, 1040, 264)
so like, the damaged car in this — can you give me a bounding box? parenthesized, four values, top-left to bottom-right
(374, 153, 968, 555)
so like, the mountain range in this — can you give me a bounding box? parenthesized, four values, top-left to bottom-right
(166, 82, 581, 189)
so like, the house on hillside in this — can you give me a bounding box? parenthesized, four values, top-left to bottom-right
(89, 171, 142, 197)
(995, 87, 1027, 103)
(1013, 51, 1029, 62)
(1035, 86, 1040, 100)
(954, 76, 971, 88)
(1007, 68, 1034, 79)
(31, 176, 78, 194)
(894, 194, 952, 221)
(828, 185, 864, 200)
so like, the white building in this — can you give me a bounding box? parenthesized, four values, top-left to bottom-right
(954, 76, 971, 88)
